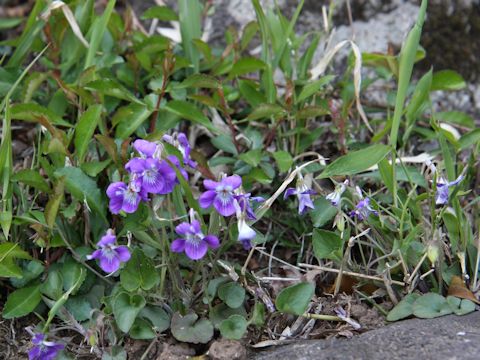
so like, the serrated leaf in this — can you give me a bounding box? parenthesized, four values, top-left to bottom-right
(317, 145, 391, 179)
(177, 74, 220, 89)
(2, 284, 42, 318)
(75, 105, 102, 163)
(113, 103, 153, 140)
(275, 282, 314, 316)
(171, 312, 213, 344)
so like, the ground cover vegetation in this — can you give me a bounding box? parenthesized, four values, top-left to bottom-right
(0, 0, 479, 358)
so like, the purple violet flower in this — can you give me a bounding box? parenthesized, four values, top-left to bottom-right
(133, 139, 159, 158)
(199, 175, 242, 216)
(106, 179, 147, 214)
(350, 186, 378, 220)
(426, 160, 466, 205)
(87, 229, 131, 273)
(234, 192, 264, 220)
(163, 132, 197, 168)
(284, 173, 315, 214)
(28, 332, 64, 360)
(125, 156, 181, 195)
(234, 200, 256, 250)
(326, 180, 348, 206)
(171, 216, 219, 260)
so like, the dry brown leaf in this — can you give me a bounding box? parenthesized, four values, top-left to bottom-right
(448, 276, 480, 304)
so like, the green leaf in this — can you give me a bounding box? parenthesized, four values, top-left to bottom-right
(10, 260, 44, 288)
(75, 105, 102, 163)
(295, 106, 329, 120)
(85, 79, 142, 104)
(296, 76, 335, 103)
(45, 179, 65, 229)
(241, 21, 259, 51)
(229, 57, 266, 78)
(164, 100, 217, 134)
(387, 293, 420, 321)
(317, 145, 391, 179)
(405, 69, 432, 123)
(209, 303, 247, 328)
(211, 135, 238, 155)
(312, 229, 343, 262)
(459, 129, 480, 150)
(219, 315, 248, 340)
(310, 197, 338, 228)
(0, 257, 22, 278)
(238, 149, 262, 167)
(84, 0, 116, 69)
(129, 318, 156, 340)
(171, 312, 214, 344)
(0, 18, 23, 30)
(113, 292, 146, 333)
(81, 159, 111, 177)
(120, 249, 159, 292)
(431, 70, 466, 91)
(101, 346, 127, 360)
(61, 257, 87, 295)
(113, 103, 153, 140)
(246, 103, 285, 121)
(178, 0, 202, 72)
(139, 306, 170, 332)
(41, 269, 64, 300)
(10, 103, 72, 127)
(272, 150, 293, 172)
(54, 167, 107, 222)
(412, 293, 453, 318)
(0, 242, 32, 261)
(446, 296, 475, 316)
(142, 6, 178, 21)
(436, 111, 474, 129)
(65, 296, 93, 322)
(12, 169, 50, 193)
(177, 74, 220, 89)
(3, 284, 42, 318)
(218, 282, 246, 309)
(275, 282, 314, 316)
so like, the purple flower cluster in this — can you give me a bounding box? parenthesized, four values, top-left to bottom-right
(163, 132, 197, 168)
(198, 175, 263, 250)
(28, 332, 64, 360)
(87, 229, 131, 273)
(107, 139, 188, 214)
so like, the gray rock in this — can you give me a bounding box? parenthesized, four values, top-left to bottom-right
(252, 311, 480, 360)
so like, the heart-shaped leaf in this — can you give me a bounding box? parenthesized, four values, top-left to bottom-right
(113, 292, 146, 333)
(446, 296, 476, 316)
(275, 282, 314, 316)
(219, 314, 248, 340)
(120, 249, 159, 292)
(412, 293, 453, 319)
(387, 293, 420, 321)
(171, 312, 213, 344)
(218, 282, 246, 309)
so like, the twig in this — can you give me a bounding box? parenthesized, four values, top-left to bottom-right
(256, 249, 305, 272)
(299, 263, 405, 286)
(407, 252, 428, 286)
